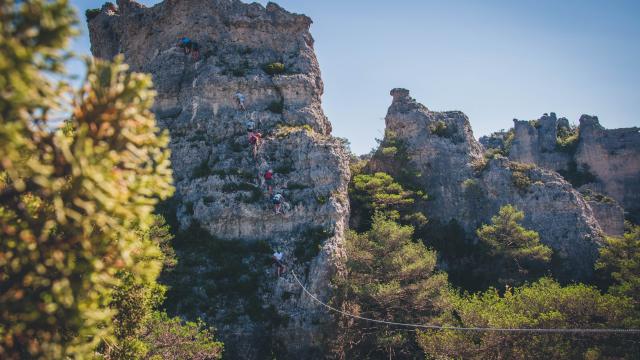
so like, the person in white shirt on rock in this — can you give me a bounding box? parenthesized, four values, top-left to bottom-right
(272, 249, 286, 277)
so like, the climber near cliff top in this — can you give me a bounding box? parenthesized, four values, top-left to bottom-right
(272, 193, 284, 214)
(177, 37, 200, 60)
(272, 249, 286, 277)
(235, 91, 246, 111)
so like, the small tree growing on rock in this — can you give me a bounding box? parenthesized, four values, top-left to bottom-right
(476, 205, 552, 287)
(333, 214, 451, 359)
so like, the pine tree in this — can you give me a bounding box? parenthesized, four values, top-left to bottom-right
(476, 205, 552, 287)
(334, 214, 451, 359)
(596, 223, 640, 307)
(0, 1, 174, 357)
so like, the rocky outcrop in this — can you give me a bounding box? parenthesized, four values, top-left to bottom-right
(371, 89, 603, 282)
(89, 1, 349, 358)
(484, 112, 640, 225)
(575, 116, 640, 224)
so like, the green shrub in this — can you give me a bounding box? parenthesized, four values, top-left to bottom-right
(192, 159, 212, 178)
(222, 182, 258, 193)
(316, 195, 328, 205)
(381, 146, 398, 156)
(263, 62, 286, 75)
(556, 126, 580, 154)
(334, 215, 450, 358)
(509, 161, 534, 191)
(287, 182, 308, 190)
(476, 205, 552, 287)
(224, 60, 250, 77)
(86, 8, 101, 20)
(429, 120, 455, 138)
(267, 99, 284, 113)
(418, 278, 638, 359)
(144, 312, 223, 359)
(580, 189, 616, 204)
(274, 161, 294, 174)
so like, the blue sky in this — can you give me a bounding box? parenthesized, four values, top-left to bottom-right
(71, 0, 639, 154)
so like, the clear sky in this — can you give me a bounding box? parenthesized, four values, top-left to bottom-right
(71, 0, 639, 154)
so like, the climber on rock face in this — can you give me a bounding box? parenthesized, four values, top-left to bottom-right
(246, 120, 255, 133)
(272, 192, 284, 214)
(178, 37, 192, 54)
(178, 37, 199, 60)
(191, 41, 200, 60)
(264, 169, 274, 194)
(235, 91, 246, 111)
(272, 249, 286, 277)
(249, 131, 262, 158)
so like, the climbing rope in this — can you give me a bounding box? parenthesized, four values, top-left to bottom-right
(290, 270, 640, 334)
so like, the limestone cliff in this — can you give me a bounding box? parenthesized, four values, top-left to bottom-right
(88, 1, 349, 358)
(481, 112, 639, 226)
(371, 89, 603, 282)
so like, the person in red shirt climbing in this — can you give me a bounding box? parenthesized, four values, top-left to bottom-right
(264, 169, 274, 195)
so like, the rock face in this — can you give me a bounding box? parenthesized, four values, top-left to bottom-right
(483, 112, 640, 225)
(372, 89, 603, 282)
(89, 1, 350, 358)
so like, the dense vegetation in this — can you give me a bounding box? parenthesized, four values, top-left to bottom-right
(334, 214, 451, 358)
(0, 1, 221, 358)
(337, 135, 640, 359)
(476, 205, 552, 287)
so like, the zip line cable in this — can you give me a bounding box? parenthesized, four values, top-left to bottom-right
(290, 270, 640, 335)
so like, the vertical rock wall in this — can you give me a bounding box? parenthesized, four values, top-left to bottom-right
(89, 1, 349, 358)
(484, 111, 640, 225)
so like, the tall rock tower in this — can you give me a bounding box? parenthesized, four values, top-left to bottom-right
(371, 89, 603, 283)
(88, 1, 350, 358)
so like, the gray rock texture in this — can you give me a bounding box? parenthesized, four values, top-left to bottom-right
(89, 1, 349, 358)
(486, 111, 640, 225)
(371, 89, 604, 282)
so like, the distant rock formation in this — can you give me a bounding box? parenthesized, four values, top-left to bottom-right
(372, 89, 604, 282)
(481, 112, 639, 226)
(89, 1, 349, 358)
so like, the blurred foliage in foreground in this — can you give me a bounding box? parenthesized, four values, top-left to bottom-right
(0, 1, 221, 358)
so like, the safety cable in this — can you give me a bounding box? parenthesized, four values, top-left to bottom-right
(290, 270, 640, 334)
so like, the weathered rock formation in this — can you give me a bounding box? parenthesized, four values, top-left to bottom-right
(372, 89, 603, 282)
(89, 1, 349, 358)
(481, 112, 640, 225)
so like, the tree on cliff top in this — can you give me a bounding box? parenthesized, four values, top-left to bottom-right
(477, 205, 552, 287)
(0, 0, 177, 357)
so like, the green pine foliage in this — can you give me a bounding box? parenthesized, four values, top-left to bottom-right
(476, 205, 552, 287)
(0, 1, 221, 358)
(263, 62, 286, 75)
(349, 172, 425, 231)
(103, 217, 222, 360)
(334, 214, 451, 358)
(418, 278, 640, 359)
(596, 223, 640, 307)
